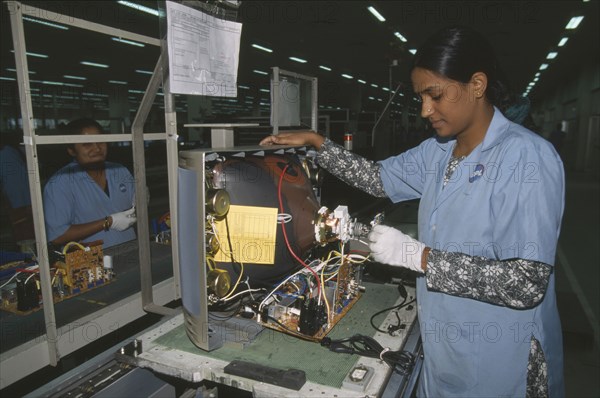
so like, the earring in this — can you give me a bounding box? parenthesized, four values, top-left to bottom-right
(427, 108, 432, 113)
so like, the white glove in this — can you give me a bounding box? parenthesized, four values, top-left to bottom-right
(368, 225, 426, 273)
(110, 207, 137, 231)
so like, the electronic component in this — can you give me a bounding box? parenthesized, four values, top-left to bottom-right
(342, 365, 375, 392)
(178, 147, 372, 349)
(298, 298, 327, 335)
(206, 268, 231, 298)
(314, 206, 383, 245)
(0, 241, 115, 315)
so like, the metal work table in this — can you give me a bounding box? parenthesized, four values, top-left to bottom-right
(118, 282, 418, 397)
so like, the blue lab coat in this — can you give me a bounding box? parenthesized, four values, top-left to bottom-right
(44, 161, 136, 248)
(0, 145, 31, 208)
(379, 108, 565, 397)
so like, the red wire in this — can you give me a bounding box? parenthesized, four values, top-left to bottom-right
(277, 163, 321, 300)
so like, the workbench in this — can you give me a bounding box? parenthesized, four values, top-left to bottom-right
(118, 282, 418, 397)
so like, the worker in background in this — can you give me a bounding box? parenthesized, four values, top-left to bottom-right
(43, 118, 137, 248)
(261, 26, 564, 397)
(0, 142, 35, 251)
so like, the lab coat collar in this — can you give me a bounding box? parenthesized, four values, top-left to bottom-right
(431, 108, 511, 212)
(434, 107, 511, 152)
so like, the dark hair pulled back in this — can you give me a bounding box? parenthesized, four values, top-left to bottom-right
(413, 26, 514, 114)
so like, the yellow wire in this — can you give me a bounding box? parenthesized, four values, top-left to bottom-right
(222, 261, 244, 300)
(62, 241, 86, 255)
(320, 261, 332, 324)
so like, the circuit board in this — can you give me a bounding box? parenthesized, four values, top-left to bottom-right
(0, 241, 115, 315)
(258, 259, 363, 341)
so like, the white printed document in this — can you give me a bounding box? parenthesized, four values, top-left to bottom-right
(166, 1, 241, 97)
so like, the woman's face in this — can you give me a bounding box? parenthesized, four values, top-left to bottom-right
(411, 67, 481, 138)
(67, 126, 107, 167)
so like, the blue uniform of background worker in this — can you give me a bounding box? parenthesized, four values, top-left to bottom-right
(261, 26, 564, 397)
(43, 118, 137, 248)
(0, 144, 35, 246)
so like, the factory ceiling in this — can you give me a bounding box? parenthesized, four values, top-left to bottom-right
(0, 0, 598, 122)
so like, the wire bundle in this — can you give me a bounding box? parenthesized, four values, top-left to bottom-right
(320, 334, 416, 375)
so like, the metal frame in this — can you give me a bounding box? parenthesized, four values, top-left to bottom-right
(2, 1, 180, 388)
(271, 67, 318, 135)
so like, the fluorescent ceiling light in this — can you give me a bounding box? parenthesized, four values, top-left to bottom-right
(289, 56, 307, 63)
(83, 92, 109, 98)
(533, 77, 539, 82)
(377, 98, 383, 102)
(382, 87, 390, 91)
(409, 49, 417, 55)
(259, 88, 269, 92)
(41, 80, 64, 86)
(539, 63, 549, 70)
(358, 79, 367, 84)
(64, 83, 84, 88)
(371, 83, 378, 88)
(81, 61, 109, 68)
(394, 32, 407, 42)
(238, 85, 250, 89)
(135, 69, 153, 75)
(565, 16, 584, 29)
(341, 74, 353, 79)
(10, 50, 48, 58)
(535, 72, 541, 77)
(546, 52, 558, 59)
(253, 69, 268, 75)
(319, 65, 332, 71)
(23, 16, 68, 30)
(6, 68, 36, 74)
(63, 75, 86, 80)
(367, 6, 385, 22)
(0, 77, 16, 81)
(109, 80, 128, 84)
(558, 37, 569, 47)
(112, 37, 145, 47)
(128, 89, 145, 94)
(252, 44, 272, 53)
(117, 1, 160, 17)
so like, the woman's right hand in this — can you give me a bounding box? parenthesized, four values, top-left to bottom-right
(259, 130, 325, 150)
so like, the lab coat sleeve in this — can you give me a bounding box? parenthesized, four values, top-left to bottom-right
(490, 133, 565, 266)
(378, 139, 433, 202)
(316, 138, 387, 197)
(43, 174, 74, 242)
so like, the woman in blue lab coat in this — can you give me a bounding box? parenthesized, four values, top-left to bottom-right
(261, 26, 564, 397)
